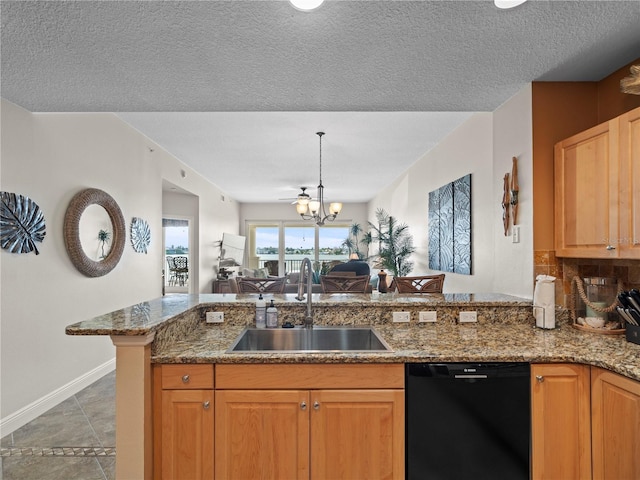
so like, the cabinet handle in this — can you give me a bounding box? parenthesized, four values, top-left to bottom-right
(536, 375, 544, 383)
(606, 245, 616, 250)
(313, 401, 320, 410)
(181, 374, 190, 383)
(203, 401, 210, 410)
(300, 402, 307, 410)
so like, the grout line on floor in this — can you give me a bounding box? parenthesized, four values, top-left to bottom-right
(73, 395, 104, 449)
(0, 447, 116, 457)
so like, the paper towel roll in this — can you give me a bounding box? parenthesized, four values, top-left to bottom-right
(533, 275, 556, 329)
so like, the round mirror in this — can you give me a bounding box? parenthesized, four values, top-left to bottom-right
(64, 188, 125, 277)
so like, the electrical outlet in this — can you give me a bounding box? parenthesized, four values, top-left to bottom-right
(459, 311, 478, 323)
(392, 311, 411, 323)
(419, 311, 437, 322)
(206, 311, 224, 323)
(512, 225, 520, 243)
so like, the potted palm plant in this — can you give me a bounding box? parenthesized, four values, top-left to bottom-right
(342, 223, 367, 260)
(363, 208, 415, 278)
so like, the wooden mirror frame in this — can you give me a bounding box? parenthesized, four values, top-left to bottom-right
(64, 188, 125, 277)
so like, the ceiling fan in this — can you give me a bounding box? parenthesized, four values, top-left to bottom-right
(278, 187, 315, 204)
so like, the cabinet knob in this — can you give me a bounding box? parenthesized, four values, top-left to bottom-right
(181, 374, 190, 383)
(536, 375, 544, 383)
(203, 401, 210, 410)
(300, 402, 307, 410)
(313, 401, 320, 410)
(606, 245, 616, 250)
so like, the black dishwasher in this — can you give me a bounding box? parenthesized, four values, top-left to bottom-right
(406, 363, 531, 480)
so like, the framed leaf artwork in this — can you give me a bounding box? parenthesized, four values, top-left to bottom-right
(428, 174, 472, 275)
(0, 191, 46, 255)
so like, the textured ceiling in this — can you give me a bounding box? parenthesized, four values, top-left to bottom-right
(2, 0, 640, 202)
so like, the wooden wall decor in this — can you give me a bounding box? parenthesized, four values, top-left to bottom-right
(428, 174, 472, 275)
(511, 157, 519, 226)
(501, 156, 519, 236)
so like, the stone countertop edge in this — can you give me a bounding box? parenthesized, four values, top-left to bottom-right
(64, 292, 531, 336)
(64, 293, 640, 382)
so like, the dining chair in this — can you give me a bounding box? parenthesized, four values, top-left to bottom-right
(166, 256, 178, 286)
(263, 260, 279, 276)
(236, 276, 286, 293)
(321, 275, 370, 293)
(173, 256, 189, 286)
(394, 274, 445, 294)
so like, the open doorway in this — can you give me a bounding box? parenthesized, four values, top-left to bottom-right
(163, 217, 191, 294)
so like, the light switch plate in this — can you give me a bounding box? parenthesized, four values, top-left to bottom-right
(512, 225, 520, 243)
(206, 312, 224, 323)
(419, 311, 437, 322)
(459, 311, 477, 323)
(392, 312, 410, 323)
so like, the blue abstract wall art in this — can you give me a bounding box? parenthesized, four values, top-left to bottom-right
(428, 174, 472, 275)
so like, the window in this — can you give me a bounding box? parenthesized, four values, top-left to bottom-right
(247, 222, 350, 275)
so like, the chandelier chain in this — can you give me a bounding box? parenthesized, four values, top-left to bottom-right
(317, 131, 324, 186)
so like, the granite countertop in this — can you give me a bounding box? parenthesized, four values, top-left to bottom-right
(64, 292, 531, 336)
(65, 293, 640, 382)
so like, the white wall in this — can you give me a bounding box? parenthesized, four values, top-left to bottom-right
(0, 99, 239, 431)
(492, 84, 534, 297)
(368, 86, 533, 297)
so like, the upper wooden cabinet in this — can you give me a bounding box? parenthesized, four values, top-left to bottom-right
(554, 106, 640, 258)
(618, 107, 640, 258)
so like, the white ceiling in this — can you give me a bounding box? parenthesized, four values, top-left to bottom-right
(2, 0, 639, 203)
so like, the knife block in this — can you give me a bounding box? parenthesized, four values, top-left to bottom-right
(626, 324, 640, 345)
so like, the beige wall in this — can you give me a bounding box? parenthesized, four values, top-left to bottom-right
(0, 99, 239, 431)
(368, 85, 534, 297)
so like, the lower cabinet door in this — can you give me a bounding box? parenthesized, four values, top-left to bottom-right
(592, 367, 640, 480)
(161, 390, 214, 480)
(310, 389, 405, 480)
(531, 363, 592, 480)
(215, 390, 310, 480)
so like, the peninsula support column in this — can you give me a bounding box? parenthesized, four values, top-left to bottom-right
(111, 333, 155, 480)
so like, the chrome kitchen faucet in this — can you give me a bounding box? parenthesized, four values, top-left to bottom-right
(296, 257, 314, 328)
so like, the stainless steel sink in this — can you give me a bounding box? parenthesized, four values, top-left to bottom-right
(227, 326, 392, 353)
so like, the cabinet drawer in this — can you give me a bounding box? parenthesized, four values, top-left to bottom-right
(216, 363, 404, 389)
(161, 364, 213, 389)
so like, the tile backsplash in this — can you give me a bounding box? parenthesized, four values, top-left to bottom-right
(535, 250, 640, 308)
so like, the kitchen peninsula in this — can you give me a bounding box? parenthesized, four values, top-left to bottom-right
(66, 293, 640, 480)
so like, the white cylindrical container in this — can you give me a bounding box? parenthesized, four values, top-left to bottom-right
(255, 293, 266, 328)
(533, 275, 556, 329)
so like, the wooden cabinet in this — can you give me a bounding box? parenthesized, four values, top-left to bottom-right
(154, 364, 214, 480)
(554, 106, 640, 258)
(618, 107, 640, 258)
(531, 363, 592, 480)
(310, 389, 403, 480)
(215, 389, 310, 479)
(554, 119, 619, 257)
(591, 367, 640, 480)
(215, 364, 404, 480)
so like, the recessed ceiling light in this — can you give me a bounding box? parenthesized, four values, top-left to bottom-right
(289, 0, 325, 12)
(494, 0, 527, 9)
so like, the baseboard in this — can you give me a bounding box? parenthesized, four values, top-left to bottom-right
(0, 358, 115, 437)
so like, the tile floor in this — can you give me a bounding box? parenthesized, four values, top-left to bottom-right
(1, 371, 116, 480)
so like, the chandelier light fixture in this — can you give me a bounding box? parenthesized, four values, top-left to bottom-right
(296, 132, 342, 226)
(289, 0, 325, 12)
